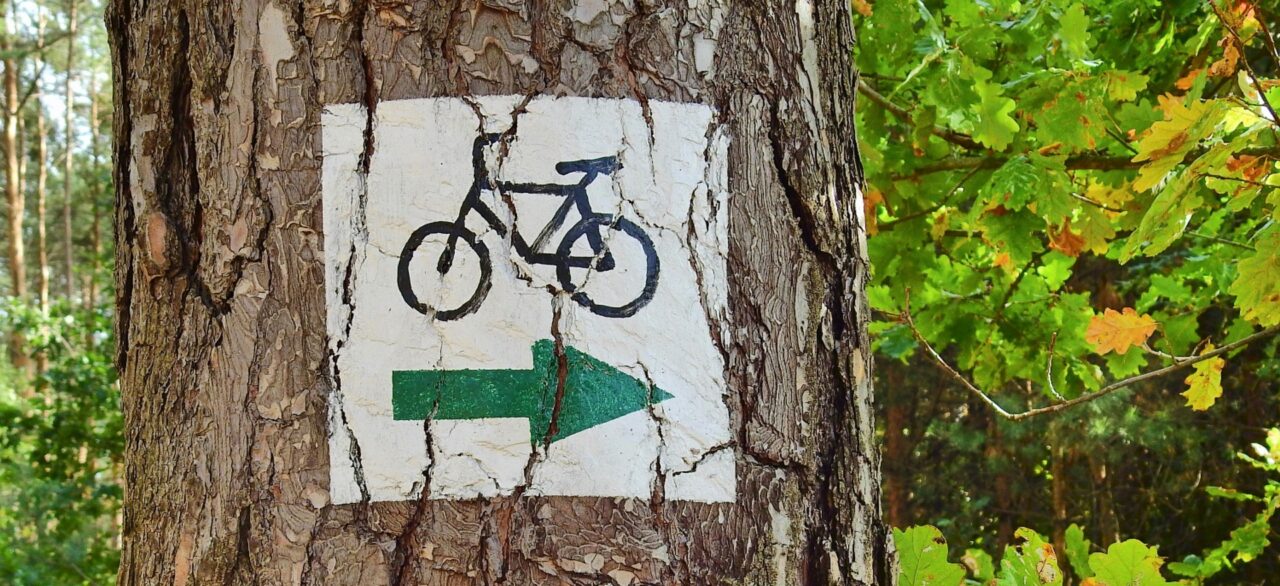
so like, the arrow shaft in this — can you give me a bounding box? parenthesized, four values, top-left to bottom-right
(392, 369, 547, 421)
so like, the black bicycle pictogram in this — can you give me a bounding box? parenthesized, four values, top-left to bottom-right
(398, 134, 660, 321)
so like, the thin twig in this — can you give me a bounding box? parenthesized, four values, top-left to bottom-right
(1202, 172, 1272, 187)
(1212, 2, 1280, 127)
(1249, 1, 1280, 68)
(1046, 332, 1065, 401)
(857, 79, 986, 152)
(1070, 192, 1127, 213)
(901, 290, 1280, 421)
(878, 167, 982, 231)
(1188, 230, 1257, 251)
(892, 146, 1280, 179)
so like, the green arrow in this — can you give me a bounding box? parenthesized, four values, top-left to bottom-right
(392, 340, 673, 444)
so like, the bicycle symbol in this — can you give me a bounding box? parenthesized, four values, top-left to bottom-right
(398, 134, 661, 321)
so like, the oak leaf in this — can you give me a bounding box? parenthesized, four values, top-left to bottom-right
(1049, 220, 1086, 257)
(1182, 344, 1225, 411)
(1207, 39, 1241, 78)
(1174, 68, 1203, 91)
(1085, 308, 1158, 355)
(1228, 229, 1280, 326)
(972, 81, 1020, 151)
(1132, 98, 1224, 192)
(864, 189, 885, 236)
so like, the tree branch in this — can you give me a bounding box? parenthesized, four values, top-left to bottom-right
(892, 146, 1280, 179)
(901, 291, 1280, 421)
(857, 79, 986, 152)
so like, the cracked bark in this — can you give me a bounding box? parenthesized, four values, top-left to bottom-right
(111, 1, 890, 584)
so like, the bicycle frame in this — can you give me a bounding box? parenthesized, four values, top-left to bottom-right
(440, 134, 621, 272)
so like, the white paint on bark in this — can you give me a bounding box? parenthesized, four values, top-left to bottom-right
(322, 96, 735, 503)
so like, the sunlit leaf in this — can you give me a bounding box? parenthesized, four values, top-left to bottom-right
(1085, 308, 1158, 355)
(1182, 344, 1225, 411)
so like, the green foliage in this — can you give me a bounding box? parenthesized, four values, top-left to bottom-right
(998, 528, 1063, 586)
(865, 0, 1280, 582)
(896, 425, 1280, 585)
(1228, 226, 1280, 327)
(897, 528, 1172, 586)
(0, 302, 120, 585)
(1064, 524, 1093, 579)
(1089, 540, 1171, 586)
(896, 525, 968, 586)
(860, 0, 1278, 415)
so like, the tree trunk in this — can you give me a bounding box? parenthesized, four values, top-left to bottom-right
(1050, 436, 1067, 570)
(881, 363, 910, 528)
(110, 2, 888, 584)
(986, 416, 1014, 548)
(62, 0, 77, 303)
(35, 87, 50, 373)
(4, 0, 28, 371)
(35, 11, 50, 318)
(86, 75, 102, 317)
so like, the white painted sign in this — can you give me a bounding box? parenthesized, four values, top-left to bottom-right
(322, 96, 733, 503)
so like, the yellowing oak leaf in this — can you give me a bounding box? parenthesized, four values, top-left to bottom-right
(931, 210, 951, 242)
(863, 188, 884, 236)
(1076, 206, 1116, 255)
(1085, 308, 1158, 355)
(1229, 229, 1280, 327)
(1131, 98, 1225, 192)
(1182, 344, 1225, 411)
(1207, 38, 1241, 78)
(1049, 220, 1087, 257)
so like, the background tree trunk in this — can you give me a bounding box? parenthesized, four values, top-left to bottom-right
(110, 2, 889, 584)
(4, 0, 28, 371)
(61, 0, 76, 303)
(86, 77, 102, 318)
(35, 9, 49, 319)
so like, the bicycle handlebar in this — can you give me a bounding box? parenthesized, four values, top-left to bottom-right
(555, 157, 622, 176)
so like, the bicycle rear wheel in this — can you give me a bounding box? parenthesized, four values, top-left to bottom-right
(398, 222, 492, 321)
(555, 216, 660, 319)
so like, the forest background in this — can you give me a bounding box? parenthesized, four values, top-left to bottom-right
(0, 0, 1276, 585)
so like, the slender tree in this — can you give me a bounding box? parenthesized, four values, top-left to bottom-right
(4, 0, 28, 370)
(61, 0, 75, 302)
(85, 71, 101, 318)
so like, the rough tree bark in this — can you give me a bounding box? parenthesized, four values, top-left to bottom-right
(110, 2, 889, 584)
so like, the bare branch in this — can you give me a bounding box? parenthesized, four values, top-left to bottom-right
(902, 290, 1280, 421)
(892, 146, 1280, 180)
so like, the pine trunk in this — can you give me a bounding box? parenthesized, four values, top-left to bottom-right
(36, 38, 50, 316)
(109, 2, 889, 584)
(87, 78, 103, 316)
(4, 7, 28, 369)
(62, 0, 77, 302)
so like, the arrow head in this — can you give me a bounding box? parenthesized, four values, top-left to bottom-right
(532, 340, 673, 444)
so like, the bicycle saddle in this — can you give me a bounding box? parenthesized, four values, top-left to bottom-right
(555, 157, 622, 176)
